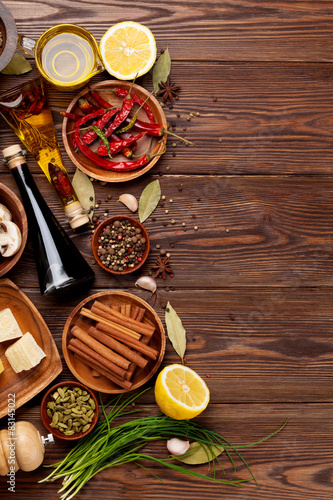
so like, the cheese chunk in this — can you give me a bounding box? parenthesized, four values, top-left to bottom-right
(5, 332, 46, 373)
(0, 358, 3, 374)
(0, 308, 23, 342)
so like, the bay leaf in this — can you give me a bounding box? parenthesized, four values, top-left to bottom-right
(72, 168, 95, 220)
(175, 442, 224, 465)
(152, 46, 171, 93)
(138, 179, 161, 223)
(1, 54, 32, 75)
(165, 301, 186, 361)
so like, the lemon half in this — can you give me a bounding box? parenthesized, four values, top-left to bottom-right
(99, 21, 157, 80)
(154, 364, 210, 420)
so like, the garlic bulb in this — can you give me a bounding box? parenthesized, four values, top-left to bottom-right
(167, 438, 190, 456)
(135, 276, 157, 293)
(118, 194, 138, 212)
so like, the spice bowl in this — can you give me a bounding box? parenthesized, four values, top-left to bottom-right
(62, 291, 166, 394)
(92, 215, 150, 275)
(0, 2, 18, 72)
(62, 80, 167, 183)
(40, 381, 99, 441)
(0, 183, 28, 277)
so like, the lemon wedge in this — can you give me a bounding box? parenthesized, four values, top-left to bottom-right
(99, 21, 157, 80)
(154, 364, 210, 420)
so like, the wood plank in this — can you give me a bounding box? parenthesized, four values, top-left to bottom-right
(0, 403, 331, 500)
(5, 0, 333, 62)
(8, 288, 333, 403)
(2, 62, 333, 176)
(3, 173, 333, 288)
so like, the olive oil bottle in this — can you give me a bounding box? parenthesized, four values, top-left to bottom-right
(2, 145, 94, 296)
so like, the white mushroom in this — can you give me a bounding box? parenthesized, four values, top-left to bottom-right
(0, 204, 12, 222)
(0, 221, 22, 257)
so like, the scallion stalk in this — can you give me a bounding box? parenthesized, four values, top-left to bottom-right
(39, 389, 288, 500)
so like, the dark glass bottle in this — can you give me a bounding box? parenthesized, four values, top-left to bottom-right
(2, 145, 94, 295)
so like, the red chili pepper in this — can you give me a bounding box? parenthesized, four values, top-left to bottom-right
(110, 133, 135, 159)
(120, 116, 195, 145)
(60, 111, 82, 121)
(75, 126, 163, 171)
(78, 97, 99, 114)
(82, 107, 120, 145)
(114, 88, 155, 124)
(89, 90, 112, 109)
(76, 108, 106, 127)
(48, 163, 73, 199)
(103, 81, 136, 139)
(97, 131, 147, 157)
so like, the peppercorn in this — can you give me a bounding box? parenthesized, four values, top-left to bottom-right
(96, 220, 146, 272)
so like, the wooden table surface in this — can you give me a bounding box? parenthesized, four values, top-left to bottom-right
(1, 1, 333, 499)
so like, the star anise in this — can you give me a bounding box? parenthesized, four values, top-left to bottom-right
(156, 77, 181, 104)
(152, 256, 173, 279)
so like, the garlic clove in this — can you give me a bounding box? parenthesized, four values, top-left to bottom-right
(167, 438, 190, 456)
(118, 194, 138, 213)
(135, 276, 157, 293)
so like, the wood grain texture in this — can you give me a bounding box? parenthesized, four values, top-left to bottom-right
(0, 403, 331, 500)
(2, 61, 333, 176)
(0, 1, 333, 499)
(2, 173, 333, 288)
(5, 0, 333, 62)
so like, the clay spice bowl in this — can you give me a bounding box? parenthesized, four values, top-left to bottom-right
(40, 381, 99, 441)
(0, 183, 28, 277)
(62, 80, 167, 183)
(62, 291, 166, 395)
(92, 215, 150, 275)
(0, 1, 18, 72)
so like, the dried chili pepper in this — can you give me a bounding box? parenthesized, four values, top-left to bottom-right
(120, 116, 195, 145)
(74, 125, 164, 171)
(97, 131, 147, 157)
(109, 133, 136, 159)
(76, 108, 106, 127)
(116, 90, 154, 135)
(82, 107, 120, 145)
(60, 111, 82, 121)
(114, 88, 156, 124)
(87, 125, 114, 158)
(48, 163, 73, 200)
(103, 79, 136, 139)
(89, 90, 112, 109)
(78, 97, 99, 114)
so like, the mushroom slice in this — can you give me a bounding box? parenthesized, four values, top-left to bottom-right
(0, 204, 12, 222)
(0, 221, 22, 257)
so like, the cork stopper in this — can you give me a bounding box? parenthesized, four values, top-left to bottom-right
(2, 144, 23, 159)
(64, 201, 89, 230)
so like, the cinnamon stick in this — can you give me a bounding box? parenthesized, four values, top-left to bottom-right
(120, 305, 126, 315)
(68, 338, 127, 378)
(131, 305, 140, 320)
(81, 307, 141, 340)
(93, 301, 154, 336)
(73, 352, 132, 389)
(88, 326, 148, 369)
(125, 304, 131, 317)
(71, 325, 130, 370)
(136, 307, 146, 322)
(95, 322, 159, 360)
(125, 315, 151, 380)
(112, 305, 121, 312)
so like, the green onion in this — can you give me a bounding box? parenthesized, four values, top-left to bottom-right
(39, 389, 288, 500)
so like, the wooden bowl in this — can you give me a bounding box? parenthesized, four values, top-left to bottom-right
(62, 80, 167, 182)
(92, 215, 150, 275)
(62, 291, 166, 394)
(0, 183, 28, 277)
(40, 380, 99, 441)
(0, 1, 18, 72)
